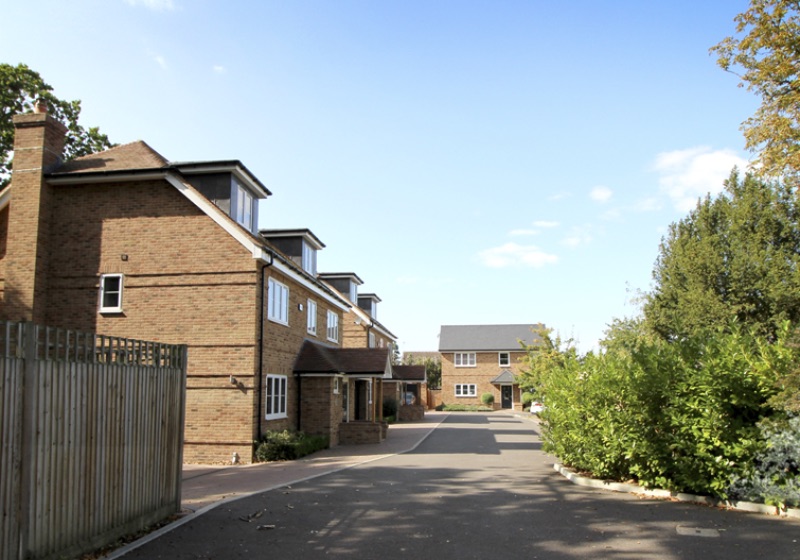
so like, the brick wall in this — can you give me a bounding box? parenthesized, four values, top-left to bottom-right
(3, 113, 67, 323)
(298, 376, 343, 446)
(38, 179, 260, 463)
(259, 266, 344, 442)
(440, 350, 527, 408)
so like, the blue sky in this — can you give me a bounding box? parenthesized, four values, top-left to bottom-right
(3, 0, 757, 353)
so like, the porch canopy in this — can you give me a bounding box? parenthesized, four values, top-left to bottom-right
(490, 370, 517, 385)
(293, 340, 392, 423)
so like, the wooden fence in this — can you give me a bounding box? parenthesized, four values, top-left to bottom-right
(0, 321, 187, 560)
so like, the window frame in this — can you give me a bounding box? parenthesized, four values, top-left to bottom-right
(99, 273, 124, 313)
(234, 183, 254, 231)
(499, 352, 510, 367)
(268, 277, 289, 325)
(455, 383, 477, 397)
(306, 299, 317, 335)
(265, 374, 288, 420)
(302, 241, 317, 275)
(327, 310, 339, 342)
(454, 352, 476, 367)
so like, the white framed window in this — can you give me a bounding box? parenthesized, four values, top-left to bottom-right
(99, 274, 124, 313)
(333, 376, 341, 395)
(455, 383, 477, 397)
(268, 278, 289, 325)
(265, 374, 288, 420)
(307, 299, 317, 335)
(349, 283, 357, 303)
(302, 241, 317, 275)
(327, 310, 339, 342)
(454, 352, 476, 367)
(369, 332, 376, 348)
(499, 352, 510, 366)
(234, 183, 254, 231)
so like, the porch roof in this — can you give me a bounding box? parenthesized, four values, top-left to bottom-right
(392, 365, 425, 382)
(491, 370, 517, 385)
(293, 340, 392, 378)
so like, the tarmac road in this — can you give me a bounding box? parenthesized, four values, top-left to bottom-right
(114, 413, 800, 559)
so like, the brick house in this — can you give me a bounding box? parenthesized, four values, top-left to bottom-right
(0, 106, 389, 462)
(318, 273, 396, 350)
(438, 324, 543, 411)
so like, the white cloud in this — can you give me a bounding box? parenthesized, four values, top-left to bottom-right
(590, 186, 613, 203)
(477, 243, 558, 268)
(509, 229, 539, 237)
(633, 197, 662, 212)
(548, 192, 572, 201)
(125, 0, 176, 10)
(561, 225, 593, 248)
(212, 65, 226, 74)
(654, 146, 749, 212)
(153, 54, 168, 69)
(532, 220, 559, 228)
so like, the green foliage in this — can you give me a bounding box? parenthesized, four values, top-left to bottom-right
(521, 392, 534, 406)
(480, 392, 494, 406)
(644, 170, 800, 342)
(536, 323, 797, 499)
(382, 396, 398, 418)
(1, 63, 113, 187)
(711, 0, 800, 179)
(440, 403, 493, 412)
(254, 430, 328, 462)
(403, 353, 442, 389)
(518, 326, 577, 398)
(729, 416, 800, 507)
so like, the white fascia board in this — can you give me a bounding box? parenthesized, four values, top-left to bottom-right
(270, 259, 351, 312)
(166, 175, 348, 310)
(165, 174, 267, 258)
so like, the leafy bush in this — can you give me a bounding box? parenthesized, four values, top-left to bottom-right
(521, 392, 534, 406)
(728, 416, 800, 508)
(534, 322, 798, 498)
(481, 393, 494, 406)
(254, 430, 328, 462)
(441, 403, 493, 412)
(383, 397, 398, 418)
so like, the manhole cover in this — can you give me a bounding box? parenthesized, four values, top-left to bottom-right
(676, 526, 720, 538)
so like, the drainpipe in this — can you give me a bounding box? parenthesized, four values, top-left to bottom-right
(257, 251, 274, 442)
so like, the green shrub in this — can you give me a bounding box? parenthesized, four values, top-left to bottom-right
(384, 415, 396, 423)
(729, 416, 800, 508)
(536, 323, 797, 499)
(383, 397, 398, 418)
(254, 430, 328, 462)
(481, 393, 494, 406)
(521, 392, 534, 406)
(441, 403, 493, 412)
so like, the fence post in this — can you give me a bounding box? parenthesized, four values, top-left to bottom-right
(17, 322, 37, 560)
(174, 345, 188, 510)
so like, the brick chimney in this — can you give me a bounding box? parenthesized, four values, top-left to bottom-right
(2, 101, 68, 322)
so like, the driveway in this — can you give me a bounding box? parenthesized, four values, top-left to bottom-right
(114, 413, 800, 559)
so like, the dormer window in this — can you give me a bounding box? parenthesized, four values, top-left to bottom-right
(234, 181, 255, 231)
(302, 241, 317, 275)
(349, 282, 357, 303)
(358, 294, 381, 319)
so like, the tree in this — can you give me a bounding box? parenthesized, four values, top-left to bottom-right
(644, 169, 800, 341)
(711, 0, 800, 178)
(1, 63, 113, 187)
(402, 352, 442, 389)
